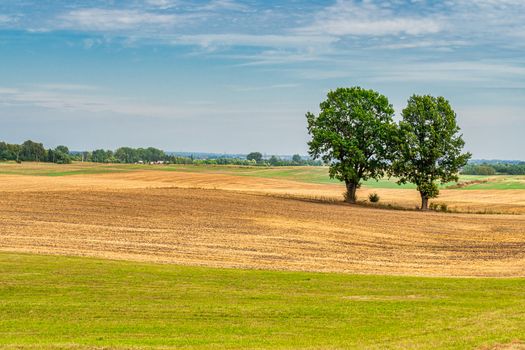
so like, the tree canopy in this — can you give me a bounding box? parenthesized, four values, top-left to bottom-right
(306, 87, 396, 203)
(392, 95, 471, 210)
(246, 152, 263, 163)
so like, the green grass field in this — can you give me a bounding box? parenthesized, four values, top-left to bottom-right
(1, 253, 524, 349)
(1, 161, 524, 190)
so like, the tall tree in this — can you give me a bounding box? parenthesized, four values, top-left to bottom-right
(392, 95, 471, 210)
(20, 140, 46, 162)
(55, 145, 69, 155)
(306, 87, 396, 203)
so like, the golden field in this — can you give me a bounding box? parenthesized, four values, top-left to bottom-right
(1, 162, 524, 277)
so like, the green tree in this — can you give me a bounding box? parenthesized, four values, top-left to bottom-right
(20, 140, 46, 162)
(292, 154, 302, 164)
(461, 164, 496, 176)
(143, 147, 165, 162)
(246, 152, 263, 163)
(9, 144, 21, 162)
(0, 142, 10, 160)
(306, 87, 396, 203)
(50, 147, 72, 164)
(55, 145, 69, 155)
(115, 147, 139, 163)
(392, 95, 471, 210)
(269, 155, 280, 166)
(91, 149, 113, 163)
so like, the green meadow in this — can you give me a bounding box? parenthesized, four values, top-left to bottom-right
(1, 253, 524, 349)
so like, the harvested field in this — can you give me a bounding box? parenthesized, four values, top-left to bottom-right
(1, 172, 524, 277)
(2, 167, 525, 213)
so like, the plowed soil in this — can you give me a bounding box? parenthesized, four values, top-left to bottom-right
(1, 171, 524, 277)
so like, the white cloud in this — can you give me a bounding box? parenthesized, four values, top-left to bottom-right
(29, 83, 99, 91)
(370, 62, 525, 83)
(0, 85, 290, 118)
(198, 0, 248, 12)
(144, 0, 179, 10)
(0, 15, 15, 25)
(376, 40, 468, 50)
(0, 86, 191, 117)
(226, 83, 300, 92)
(289, 59, 525, 84)
(297, 0, 443, 37)
(175, 33, 336, 50)
(58, 8, 185, 31)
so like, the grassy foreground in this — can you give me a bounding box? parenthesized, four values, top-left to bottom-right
(1, 253, 524, 349)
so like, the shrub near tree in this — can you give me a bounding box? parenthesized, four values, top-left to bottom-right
(306, 87, 397, 203)
(392, 95, 471, 210)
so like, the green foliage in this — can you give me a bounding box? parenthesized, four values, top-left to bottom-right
(492, 163, 525, 175)
(392, 95, 471, 209)
(368, 192, 380, 203)
(462, 164, 496, 175)
(55, 145, 69, 154)
(268, 155, 279, 166)
(306, 87, 396, 203)
(0, 140, 46, 162)
(46, 147, 72, 164)
(0, 140, 321, 168)
(20, 140, 46, 162)
(246, 152, 263, 163)
(91, 149, 115, 163)
(463, 162, 525, 176)
(0, 141, 21, 161)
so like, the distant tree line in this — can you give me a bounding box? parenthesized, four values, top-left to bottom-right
(0, 141, 320, 167)
(0, 140, 72, 164)
(246, 152, 322, 166)
(462, 163, 525, 175)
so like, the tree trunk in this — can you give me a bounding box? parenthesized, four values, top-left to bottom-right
(345, 182, 358, 204)
(420, 192, 429, 211)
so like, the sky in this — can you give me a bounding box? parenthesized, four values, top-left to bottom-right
(0, 0, 524, 159)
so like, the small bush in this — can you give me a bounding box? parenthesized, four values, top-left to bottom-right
(368, 193, 380, 203)
(429, 202, 448, 212)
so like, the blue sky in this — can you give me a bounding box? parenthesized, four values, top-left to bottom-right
(0, 0, 524, 158)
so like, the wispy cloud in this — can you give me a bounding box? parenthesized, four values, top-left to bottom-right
(175, 33, 336, 50)
(29, 83, 100, 91)
(57, 8, 186, 31)
(288, 59, 525, 86)
(225, 83, 300, 92)
(198, 0, 248, 12)
(2, 0, 525, 54)
(0, 85, 196, 117)
(144, 0, 179, 10)
(0, 14, 15, 25)
(0, 84, 296, 119)
(296, 0, 443, 36)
